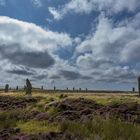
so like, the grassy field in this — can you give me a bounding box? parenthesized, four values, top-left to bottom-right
(0, 91, 140, 140)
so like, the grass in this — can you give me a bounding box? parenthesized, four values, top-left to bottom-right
(17, 120, 60, 134)
(67, 93, 140, 105)
(0, 110, 20, 129)
(60, 117, 140, 140)
(1, 109, 140, 140)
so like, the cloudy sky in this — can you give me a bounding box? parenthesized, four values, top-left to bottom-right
(0, 0, 140, 90)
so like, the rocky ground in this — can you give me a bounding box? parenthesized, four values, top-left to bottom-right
(0, 94, 140, 140)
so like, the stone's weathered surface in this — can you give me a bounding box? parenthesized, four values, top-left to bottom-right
(138, 76, 140, 96)
(26, 79, 32, 96)
(4, 84, 9, 93)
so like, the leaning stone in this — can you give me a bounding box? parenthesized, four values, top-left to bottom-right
(4, 84, 9, 93)
(25, 79, 32, 98)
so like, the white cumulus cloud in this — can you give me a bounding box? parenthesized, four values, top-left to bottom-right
(49, 0, 140, 20)
(0, 16, 73, 53)
(75, 13, 140, 84)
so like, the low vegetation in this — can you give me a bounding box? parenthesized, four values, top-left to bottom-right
(60, 117, 140, 140)
(17, 120, 59, 134)
(0, 91, 140, 140)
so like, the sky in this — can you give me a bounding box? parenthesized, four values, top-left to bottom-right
(0, 0, 140, 90)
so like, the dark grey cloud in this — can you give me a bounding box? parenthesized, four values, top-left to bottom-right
(49, 75, 61, 79)
(33, 74, 47, 80)
(77, 54, 114, 69)
(7, 69, 34, 76)
(59, 70, 91, 80)
(82, 76, 92, 80)
(60, 70, 81, 80)
(97, 67, 137, 83)
(0, 44, 55, 68)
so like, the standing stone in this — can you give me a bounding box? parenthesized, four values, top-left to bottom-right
(86, 88, 88, 92)
(138, 76, 140, 96)
(132, 87, 135, 92)
(5, 84, 9, 93)
(26, 79, 32, 96)
(41, 86, 43, 90)
(16, 86, 18, 90)
(54, 86, 56, 91)
(73, 87, 75, 91)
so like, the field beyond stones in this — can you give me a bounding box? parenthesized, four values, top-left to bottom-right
(0, 91, 140, 140)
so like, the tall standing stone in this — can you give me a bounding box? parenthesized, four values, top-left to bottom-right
(16, 86, 18, 91)
(54, 86, 56, 91)
(132, 87, 135, 92)
(26, 79, 32, 96)
(138, 76, 140, 96)
(5, 84, 9, 93)
(73, 87, 75, 91)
